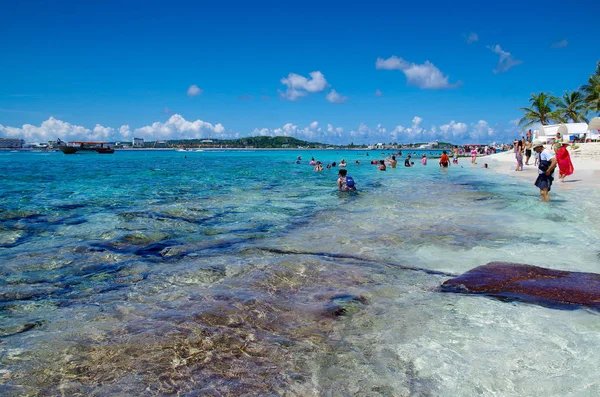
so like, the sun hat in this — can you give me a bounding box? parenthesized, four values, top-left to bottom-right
(560, 137, 571, 145)
(531, 140, 544, 149)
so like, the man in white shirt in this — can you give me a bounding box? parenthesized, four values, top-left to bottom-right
(532, 140, 558, 202)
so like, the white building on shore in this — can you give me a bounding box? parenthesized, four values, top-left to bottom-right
(132, 137, 145, 148)
(0, 138, 25, 148)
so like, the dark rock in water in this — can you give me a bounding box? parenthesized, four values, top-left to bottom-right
(324, 294, 368, 317)
(440, 262, 600, 310)
(55, 203, 87, 210)
(62, 217, 87, 225)
(0, 320, 45, 338)
(134, 241, 183, 258)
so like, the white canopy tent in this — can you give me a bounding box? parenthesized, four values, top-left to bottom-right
(536, 123, 589, 142)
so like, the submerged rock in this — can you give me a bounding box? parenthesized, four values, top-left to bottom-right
(440, 262, 600, 310)
(0, 320, 45, 338)
(324, 294, 369, 317)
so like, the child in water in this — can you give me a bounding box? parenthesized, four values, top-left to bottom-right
(337, 169, 356, 191)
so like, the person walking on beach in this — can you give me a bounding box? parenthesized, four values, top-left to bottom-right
(555, 138, 574, 182)
(515, 139, 524, 171)
(439, 151, 450, 168)
(553, 133, 562, 152)
(337, 169, 356, 191)
(524, 138, 533, 165)
(532, 140, 557, 202)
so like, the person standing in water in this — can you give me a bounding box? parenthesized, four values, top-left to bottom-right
(532, 140, 557, 202)
(452, 146, 459, 164)
(439, 151, 450, 168)
(421, 153, 427, 165)
(388, 155, 397, 168)
(337, 169, 356, 191)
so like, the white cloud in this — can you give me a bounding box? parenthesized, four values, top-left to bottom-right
(327, 124, 343, 134)
(465, 32, 479, 44)
(374, 89, 383, 97)
(0, 117, 92, 142)
(326, 89, 348, 104)
(550, 39, 568, 49)
(469, 120, 495, 141)
(119, 125, 131, 138)
(375, 56, 460, 89)
(251, 121, 347, 144)
(487, 45, 523, 74)
(439, 120, 469, 139)
(0, 115, 232, 143)
(279, 71, 328, 101)
(134, 114, 226, 140)
(1, 115, 520, 146)
(187, 85, 202, 97)
(92, 124, 115, 140)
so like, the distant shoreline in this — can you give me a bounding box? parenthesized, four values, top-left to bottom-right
(2, 147, 459, 153)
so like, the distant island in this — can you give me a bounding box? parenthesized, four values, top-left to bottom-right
(129, 136, 456, 150)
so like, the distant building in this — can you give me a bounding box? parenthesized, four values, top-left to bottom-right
(0, 138, 24, 148)
(132, 137, 144, 148)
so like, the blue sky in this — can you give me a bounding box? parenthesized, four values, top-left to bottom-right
(1, 0, 598, 144)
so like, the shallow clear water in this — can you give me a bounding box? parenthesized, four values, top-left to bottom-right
(1, 150, 599, 396)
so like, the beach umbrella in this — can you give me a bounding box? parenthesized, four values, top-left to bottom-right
(588, 117, 600, 131)
(557, 124, 569, 135)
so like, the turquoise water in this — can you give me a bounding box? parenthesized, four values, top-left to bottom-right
(1, 149, 599, 396)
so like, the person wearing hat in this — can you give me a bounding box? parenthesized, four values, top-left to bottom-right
(556, 137, 574, 182)
(532, 140, 557, 202)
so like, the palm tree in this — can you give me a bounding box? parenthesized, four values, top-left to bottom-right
(554, 91, 589, 123)
(580, 61, 600, 115)
(518, 92, 561, 129)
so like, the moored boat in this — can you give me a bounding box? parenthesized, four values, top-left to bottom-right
(58, 141, 114, 154)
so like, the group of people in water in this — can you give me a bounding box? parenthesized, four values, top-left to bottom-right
(299, 149, 486, 192)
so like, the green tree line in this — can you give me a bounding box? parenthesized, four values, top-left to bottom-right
(519, 61, 600, 129)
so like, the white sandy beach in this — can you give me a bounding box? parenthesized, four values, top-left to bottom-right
(485, 142, 600, 190)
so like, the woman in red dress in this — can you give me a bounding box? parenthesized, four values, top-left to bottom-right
(555, 139, 574, 182)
